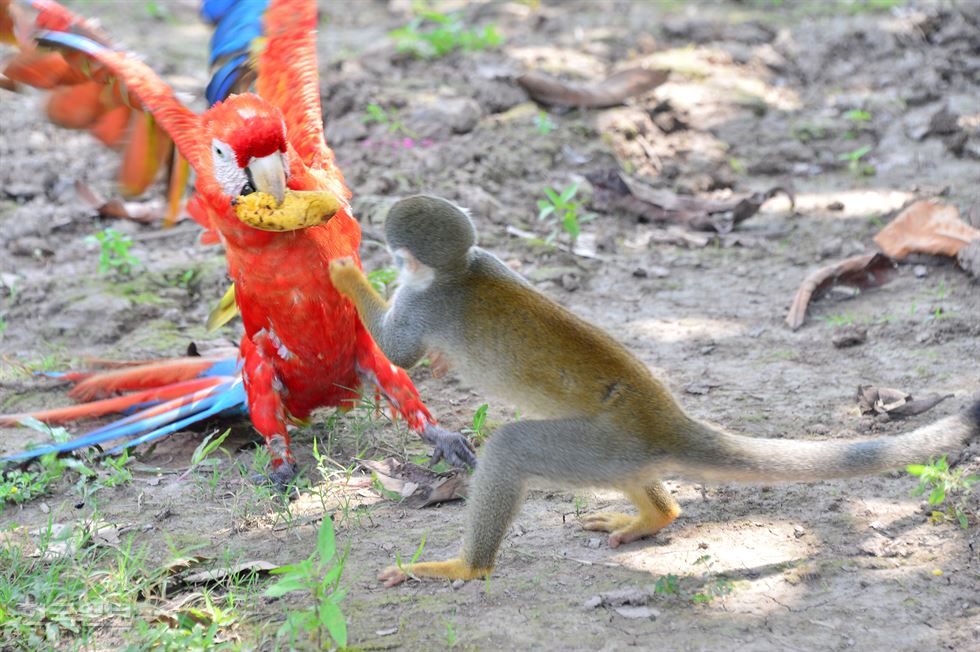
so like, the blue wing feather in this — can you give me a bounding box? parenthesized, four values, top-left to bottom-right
(202, 0, 269, 105)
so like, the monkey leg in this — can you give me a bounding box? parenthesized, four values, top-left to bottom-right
(382, 418, 640, 587)
(582, 481, 681, 548)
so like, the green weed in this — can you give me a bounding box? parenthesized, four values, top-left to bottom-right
(368, 266, 400, 297)
(462, 403, 490, 445)
(265, 516, 349, 649)
(363, 103, 417, 139)
(537, 183, 593, 245)
(390, 9, 502, 59)
(907, 457, 978, 528)
(533, 110, 556, 136)
(86, 227, 140, 276)
(838, 145, 875, 176)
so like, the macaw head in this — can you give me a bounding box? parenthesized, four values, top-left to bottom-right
(204, 94, 289, 204)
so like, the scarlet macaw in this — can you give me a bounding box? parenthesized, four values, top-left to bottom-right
(0, 0, 476, 484)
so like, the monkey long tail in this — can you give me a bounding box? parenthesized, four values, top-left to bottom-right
(665, 400, 980, 484)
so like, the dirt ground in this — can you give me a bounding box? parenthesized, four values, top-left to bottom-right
(2, 1, 979, 650)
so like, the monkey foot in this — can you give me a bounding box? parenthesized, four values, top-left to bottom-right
(378, 558, 492, 588)
(581, 511, 675, 548)
(249, 460, 298, 490)
(378, 565, 410, 588)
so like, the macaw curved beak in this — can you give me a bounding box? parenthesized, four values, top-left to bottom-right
(247, 153, 286, 205)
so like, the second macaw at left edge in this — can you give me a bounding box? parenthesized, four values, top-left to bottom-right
(0, 0, 477, 484)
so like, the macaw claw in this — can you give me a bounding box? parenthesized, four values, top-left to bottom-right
(422, 423, 477, 470)
(233, 189, 340, 231)
(250, 460, 298, 490)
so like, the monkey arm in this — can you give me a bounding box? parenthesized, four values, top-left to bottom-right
(329, 257, 426, 368)
(333, 257, 476, 469)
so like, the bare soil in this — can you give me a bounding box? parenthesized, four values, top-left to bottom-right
(1, 1, 979, 650)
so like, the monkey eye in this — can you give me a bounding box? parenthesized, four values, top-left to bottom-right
(240, 180, 256, 196)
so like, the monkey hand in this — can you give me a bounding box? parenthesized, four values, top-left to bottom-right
(378, 559, 491, 588)
(328, 256, 363, 297)
(422, 423, 477, 469)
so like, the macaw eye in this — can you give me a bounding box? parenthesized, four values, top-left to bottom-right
(214, 146, 224, 157)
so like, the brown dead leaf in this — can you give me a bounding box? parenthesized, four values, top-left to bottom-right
(786, 253, 897, 330)
(589, 169, 793, 233)
(518, 68, 668, 108)
(75, 180, 169, 224)
(360, 457, 468, 507)
(182, 560, 278, 585)
(856, 385, 953, 418)
(873, 200, 980, 259)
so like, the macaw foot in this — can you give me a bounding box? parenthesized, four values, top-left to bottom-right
(421, 424, 477, 469)
(250, 460, 298, 490)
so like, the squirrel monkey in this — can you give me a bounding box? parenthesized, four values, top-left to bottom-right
(328, 195, 980, 587)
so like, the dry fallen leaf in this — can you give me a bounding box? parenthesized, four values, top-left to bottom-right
(786, 253, 897, 330)
(856, 385, 953, 418)
(518, 68, 668, 108)
(873, 199, 980, 259)
(589, 169, 793, 233)
(360, 457, 468, 507)
(182, 560, 278, 585)
(75, 180, 169, 224)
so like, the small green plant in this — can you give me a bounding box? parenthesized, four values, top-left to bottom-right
(363, 103, 417, 138)
(390, 9, 502, 59)
(690, 555, 734, 604)
(395, 533, 428, 575)
(654, 573, 680, 595)
(265, 516, 349, 648)
(368, 266, 400, 297)
(818, 312, 856, 327)
(445, 616, 459, 649)
(461, 403, 490, 445)
(86, 227, 140, 276)
(907, 457, 978, 528)
(838, 145, 875, 176)
(537, 183, 593, 245)
(843, 109, 872, 122)
(790, 121, 827, 143)
(533, 110, 556, 136)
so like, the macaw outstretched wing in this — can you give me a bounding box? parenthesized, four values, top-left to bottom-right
(1, 0, 181, 201)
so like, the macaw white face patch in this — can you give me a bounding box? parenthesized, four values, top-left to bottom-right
(212, 138, 248, 198)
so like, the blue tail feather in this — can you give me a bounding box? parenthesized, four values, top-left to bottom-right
(1, 379, 247, 464)
(105, 381, 247, 455)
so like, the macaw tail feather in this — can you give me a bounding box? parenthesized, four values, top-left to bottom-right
(0, 357, 247, 465)
(68, 357, 237, 401)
